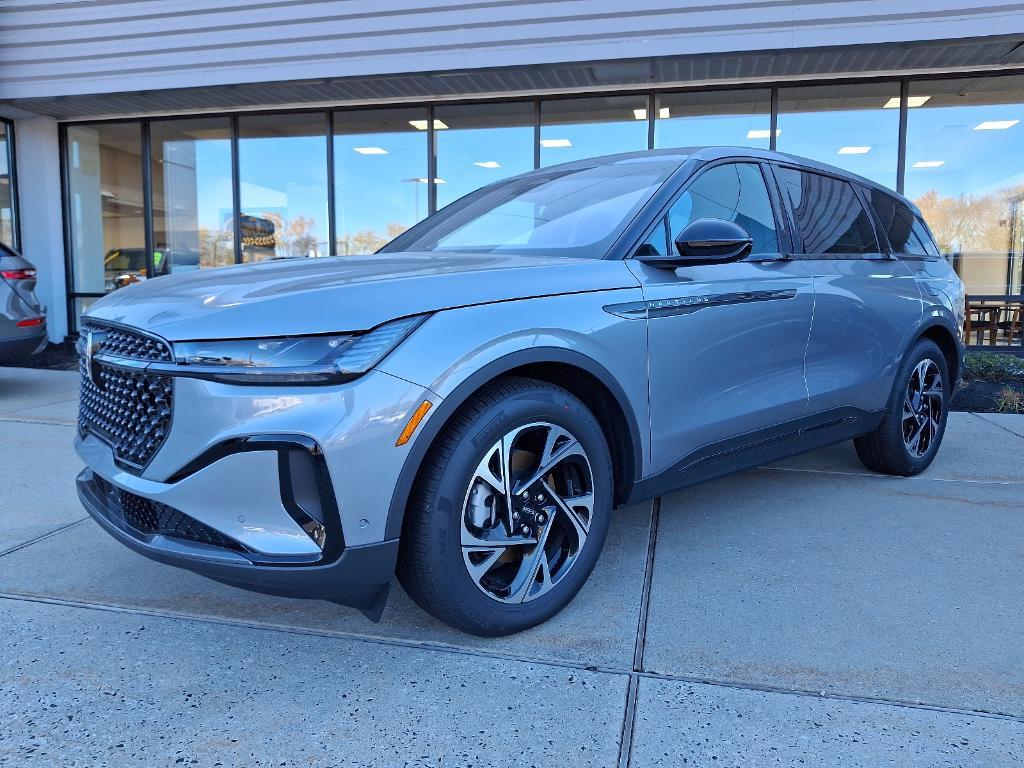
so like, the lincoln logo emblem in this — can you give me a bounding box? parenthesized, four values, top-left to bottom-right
(85, 330, 107, 388)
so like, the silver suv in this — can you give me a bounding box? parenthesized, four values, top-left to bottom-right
(75, 148, 964, 636)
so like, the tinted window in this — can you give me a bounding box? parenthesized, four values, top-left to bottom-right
(635, 217, 669, 257)
(870, 190, 927, 255)
(911, 216, 941, 258)
(668, 163, 779, 255)
(776, 167, 877, 255)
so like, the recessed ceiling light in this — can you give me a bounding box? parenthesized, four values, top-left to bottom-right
(838, 146, 871, 155)
(540, 138, 572, 148)
(411, 177, 446, 183)
(883, 96, 931, 109)
(659, 107, 670, 119)
(408, 119, 449, 130)
(912, 160, 945, 168)
(973, 120, 1020, 131)
(473, 161, 501, 168)
(633, 108, 647, 120)
(353, 146, 388, 155)
(747, 129, 780, 139)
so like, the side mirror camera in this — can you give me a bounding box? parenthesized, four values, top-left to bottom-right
(637, 218, 753, 269)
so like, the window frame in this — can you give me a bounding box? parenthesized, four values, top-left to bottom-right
(768, 162, 883, 259)
(625, 157, 792, 263)
(0, 118, 20, 252)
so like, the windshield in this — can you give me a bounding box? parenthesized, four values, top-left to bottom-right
(381, 159, 678, 258)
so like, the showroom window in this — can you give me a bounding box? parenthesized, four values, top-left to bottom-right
(0, 120, 17, 250)
(333, 107, 428, 255)
(655, 88, 772, 150)
(905, 75, 1024, 299)
(435, 101, 535, 210)
(777, 82, 901, 189)
(238, 112, 330, 261)
(540, 95, 649, 167)
(150, 117, 235, 273)
(65, 122, 146, 298)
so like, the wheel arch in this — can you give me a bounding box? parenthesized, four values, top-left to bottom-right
(915, 318, 964, 384)
(383, 348, 644, 540)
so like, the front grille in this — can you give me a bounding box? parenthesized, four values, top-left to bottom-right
(118, 488, 243, 552)
(81, 321, 173, 362)
(78, 322, 174, 470)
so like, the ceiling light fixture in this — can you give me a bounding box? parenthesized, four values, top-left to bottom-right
(883, 96, 931, 109)
(408, 119, 449, 130)
(747, 129, 780, 139)
(473, 161, 501, 168)
(838, 146, 871, 154)
(353, 146, 388, 155)
(973, 120, 1020, 131)
(540, 138, 572, 148)
(912, 160, 945, 168)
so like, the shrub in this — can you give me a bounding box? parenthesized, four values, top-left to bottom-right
(964, 352, 1024, 382)
(996, 386, 1024, 414)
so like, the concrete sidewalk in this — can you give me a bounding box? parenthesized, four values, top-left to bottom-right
(1, 367, 1021, 767)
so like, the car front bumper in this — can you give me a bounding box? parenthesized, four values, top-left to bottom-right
(74, 368, 438, 617)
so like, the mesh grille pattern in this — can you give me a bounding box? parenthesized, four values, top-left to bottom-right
(81, 321, 173, 362)
(78, 323, 174, 470)
(119, 489, 243, 552)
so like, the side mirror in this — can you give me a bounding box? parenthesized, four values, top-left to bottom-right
(637, 218, 753, 269)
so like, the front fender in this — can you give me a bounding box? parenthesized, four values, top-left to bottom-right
(377, 288, 649, 540)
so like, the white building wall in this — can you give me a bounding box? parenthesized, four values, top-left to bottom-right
(14, 117, 67, 342)
(2, 0, 1024, 100)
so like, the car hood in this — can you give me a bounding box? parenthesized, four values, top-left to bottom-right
(85, 252, 640, 340)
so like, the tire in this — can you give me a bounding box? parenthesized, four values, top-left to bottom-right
(397, 376, 614, 636)
(854, 339, 949, 476)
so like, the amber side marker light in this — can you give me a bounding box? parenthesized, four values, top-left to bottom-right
(396, 400, 432, 446)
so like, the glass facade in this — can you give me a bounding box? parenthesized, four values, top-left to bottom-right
(905, 75, 1024, 299)
(58, 72, 1024, 344)
(238, 112, 329, 261)
(435, 102, 534, 209)
(540, 95, 648, 166)
(777, 82, 901, 189)
(655, 89, 772, 150)
(0, 120, 16, 249)
(66, 122, 145, 294)
(150, 117, 234, 273)
(334, 107, 428, 254)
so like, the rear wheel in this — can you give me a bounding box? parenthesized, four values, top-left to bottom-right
(397, 377, 613, 636)
(854, 339, 949, 476)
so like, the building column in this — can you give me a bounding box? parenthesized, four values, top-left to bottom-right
(14, 115, 68, 342)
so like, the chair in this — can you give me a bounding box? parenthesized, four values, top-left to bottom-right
(997, 303, 1023, 347)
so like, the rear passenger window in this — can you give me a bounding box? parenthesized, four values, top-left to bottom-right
(870, 190, 927, 256)
(776, 167, 878, 255)
(668, 163, 780, 256)
(911, 216, 941, 258)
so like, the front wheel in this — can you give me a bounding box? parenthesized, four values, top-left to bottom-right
(854, 339, 949, 476)
(397, 377, 613, 636)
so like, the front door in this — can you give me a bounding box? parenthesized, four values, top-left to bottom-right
(626, 161, 814, 477)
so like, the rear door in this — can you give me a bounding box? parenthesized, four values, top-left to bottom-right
(626, 160, 814, 477)
(771, 165, 922, 420)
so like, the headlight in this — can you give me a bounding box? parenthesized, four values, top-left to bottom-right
(168, 315, 426, 384)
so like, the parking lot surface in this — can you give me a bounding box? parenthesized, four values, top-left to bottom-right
(1, 367, 1021, 766)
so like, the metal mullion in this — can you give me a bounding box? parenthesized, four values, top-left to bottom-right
(427, 105, 437, 216)
(897, 78, 909, 195)
(230, 114, 242, 264)
(326, 110, 337, 256)
(647, 92, 656, 149)
(141, 119, 155, 282)
(58, 123, 77, 334)
(4, 119, 21, 251)
(769, 87, 779, 151)
(534, 99, 541, 169)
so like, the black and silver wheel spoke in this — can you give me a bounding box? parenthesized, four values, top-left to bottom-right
(460, 421, 595, 604)
(902, 359, 944, 458)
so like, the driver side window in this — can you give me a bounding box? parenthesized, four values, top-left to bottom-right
(668, 163, 780, 256)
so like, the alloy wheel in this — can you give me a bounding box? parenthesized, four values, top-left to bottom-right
(902, 359, 943, 458)
(460, 422, 595, 604)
